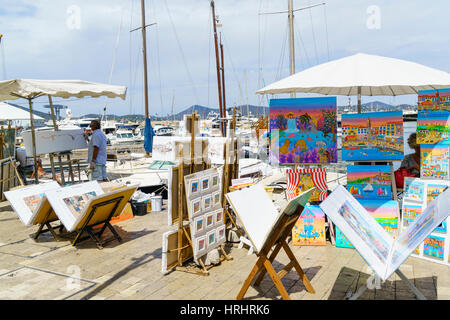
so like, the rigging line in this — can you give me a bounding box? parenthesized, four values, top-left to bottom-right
(222, 33, 244, 109)
(294, 17, 312, 68)
(275, 19, 289, 83)
(258, 0, 268, 107)
(149, 0, 164, 116)
(307, 0, 320, 65)
(0, 36, 6, 80)
(129, 0, 134, 115)
(323, 3, 330, 61)
(207, 6, 212, 109)
(163, 0, 200, 107)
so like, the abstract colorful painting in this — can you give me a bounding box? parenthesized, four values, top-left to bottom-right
(418, 89, 450, 112)
(402, 203, 423, 227)
(417, 111, 450, 145)
(341, 111, 404, 161)
(292, 205, 326, 246)
(420, 144, 450, 180)
(286, 168, 328, 202)
(269, 97, 337, 164)
(62, 191, 97, 218)
(346, 165, 392, 200)
(403, 178, 425, 203)
(423, 234, 445, 261)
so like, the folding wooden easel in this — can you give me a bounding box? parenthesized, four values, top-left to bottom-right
(32, 197, 65, 242)
(237, 210, 315, 300)
(71, 186, 137, 249)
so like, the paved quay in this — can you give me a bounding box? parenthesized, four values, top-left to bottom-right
(0, 195, 449, 300)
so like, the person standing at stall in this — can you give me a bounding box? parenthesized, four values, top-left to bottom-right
(84, 119, 108, 181)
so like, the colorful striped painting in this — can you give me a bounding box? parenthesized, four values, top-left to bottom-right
(292, 205, 326, 246)
(269, 97, 337, 164)
(286, 168, 327, 202)
(346, 165, 392, 200)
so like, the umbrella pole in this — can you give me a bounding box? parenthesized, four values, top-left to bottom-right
(48, 95, 58, 130)
(28, 98, 39, 184)
(357, 86, 362, 113)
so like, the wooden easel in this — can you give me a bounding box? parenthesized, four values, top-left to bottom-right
(237, 210, 315, 300)
(0, 129, 24, 188)
(171, 111, 232, 276)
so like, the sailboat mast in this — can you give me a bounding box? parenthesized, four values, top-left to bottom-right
(211, 0, 225, 137)
(220, 33, 227, 137)
(141, 0, 149, 119)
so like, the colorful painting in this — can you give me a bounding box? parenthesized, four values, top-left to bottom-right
(202, 196, 212, 211)
(286, 168, 327, 202)
(292, 205, 326, 246)
(418, 89, 450, 112)
(420, 144, 450, 180)
(62, 191, 97, 218)
(191, 198, 202, 216)
(193, 216, 204, 235)
(23, 193, 44, 213)
(341, 111, 404, 161)
(207, 230, 216, 246)
(402, 203, 423, 227)
(216, 225, 225, 241)
(346, 165, 392, 200)
(190, 180, 199, 194)
(211, 175, 219, 187)
(202, 177, 210, 191)
(434, 221, 447, 233)
(335, 227, 354, 248)
(213, 192, 221, 206)
(196, 235, 206, 254)
(427, 183, 449, 204)
(206, 212, 214, 228)
(215, 209, 223, 224)
(403, 178, 425, 203)
(417, 111, 450, 145)
(269, 97, 337, 164)
(423, 234, 445, 260)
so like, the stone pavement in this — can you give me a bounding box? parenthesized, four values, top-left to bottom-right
(0, 197, 448, 300)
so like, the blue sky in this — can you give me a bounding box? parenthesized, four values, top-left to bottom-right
(0, 0, 449, 117)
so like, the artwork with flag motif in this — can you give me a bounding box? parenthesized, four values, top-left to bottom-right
(286, 168, 327, 202)
(292, 205, 326, 246)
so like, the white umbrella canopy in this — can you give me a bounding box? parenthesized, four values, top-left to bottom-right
(0, 102, 44, 121)
(0, 79, 127, 101)
(256, 53, 450, 96)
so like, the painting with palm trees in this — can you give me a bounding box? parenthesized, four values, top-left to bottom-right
(269, 97, 337, 164)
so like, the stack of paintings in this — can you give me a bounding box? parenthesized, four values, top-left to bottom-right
(401, 177, 450, 266)
(269, 97, 337, 164)
(337, 165, 399, 248)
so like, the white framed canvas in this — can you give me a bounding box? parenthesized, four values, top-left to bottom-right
(4, 181, 61, 226)
(216, 224, 226, 243)
(201, 176, 210, 192)
(205, 212, 215, 229)
(195, 235, 207, 257)
(45, 181, 104, 232)
(22, 128, 87, 156)
(192, 215, 205, 236)
(211, 174, 220, 189)
(190, 197, 202, 218)
(215, 209, 223, 225)
(189, 179, 200, 197)
(212, 191, 221, 207)
(207, 229, 216, 247)
(202, 195, 212, 211)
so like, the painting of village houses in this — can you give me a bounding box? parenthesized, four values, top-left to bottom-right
(420, 144, 450, 180)
(418, 89, 450, 112)
(341, 111, 404, 161)
(346, 165, 392, 200)
(269, 97, 337, 164)
(292, 205, 326, 246)
(417, 111, 450, 145)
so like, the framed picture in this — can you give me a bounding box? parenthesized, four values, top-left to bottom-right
(195, 235, 207, 256)
(216, 225, 226, 242)
(207, 230, 216, 247)
(201, 176, 210, 192)
(211, 174, 220, 188)
(202, 195, 212, 211)
(193, 215, 205, 235)
(205, 212, 215, 229)
(189, 179, 200, 196)
(191, 197, 202, 217)
(215, 209, 223, 225)
(212, 191, 221, 207)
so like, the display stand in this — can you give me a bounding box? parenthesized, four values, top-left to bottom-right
(236, 211, 315, 300)
(32, 199, 64, 242)
(345, 270, 426, 300)
(49, 151, 81, 185)
(170, 111, 232, 276)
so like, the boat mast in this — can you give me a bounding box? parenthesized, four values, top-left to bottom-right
(288, 0, 295, 99)
(220, 33, 227, 137)
(211, 0, 225, 137)
(140, 0, 150, 120)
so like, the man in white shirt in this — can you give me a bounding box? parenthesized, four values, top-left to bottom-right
(85, 120, 108, 181)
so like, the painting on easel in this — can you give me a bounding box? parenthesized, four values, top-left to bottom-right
(420, 144, 450, 180)
(346, 165, 392, 200)
(341, 111, 404, 161)
(417, 111, 450, 145)
(292, 205, 326, 246)
(269, 97, 337, 164)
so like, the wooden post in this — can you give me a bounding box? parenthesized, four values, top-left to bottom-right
(177, 145, 184, 266)
(27, 97, 39, 184)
